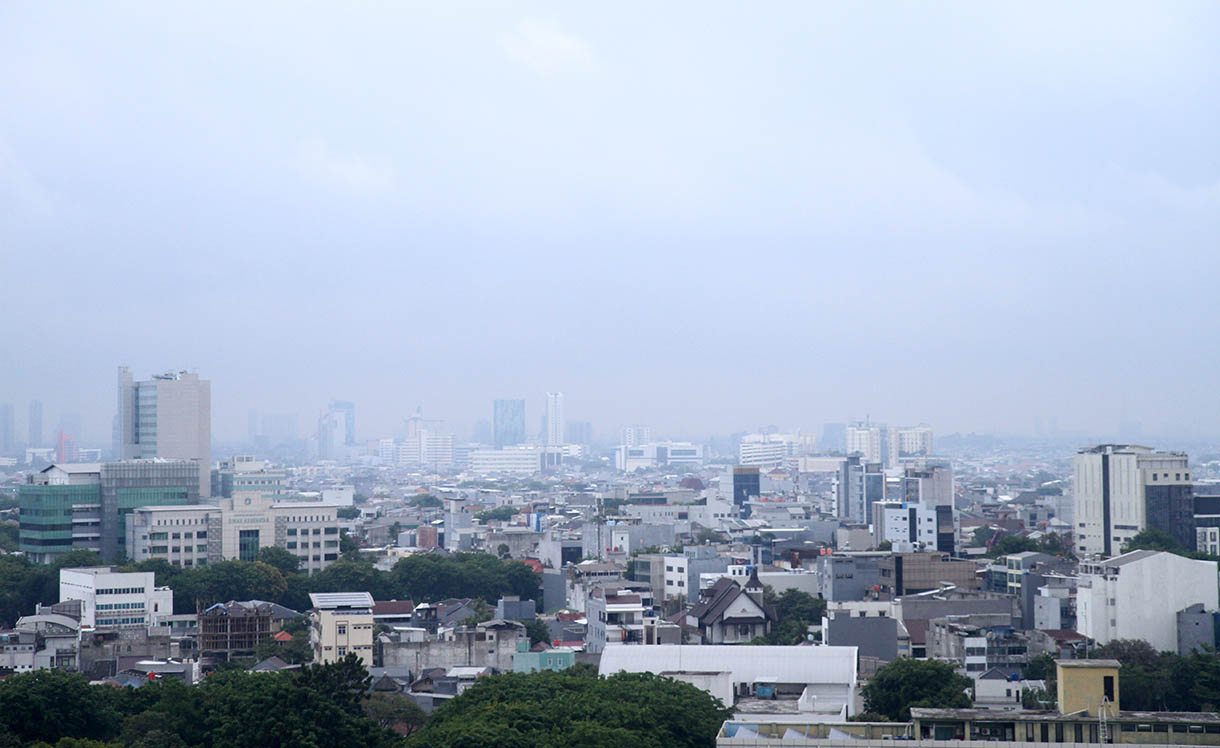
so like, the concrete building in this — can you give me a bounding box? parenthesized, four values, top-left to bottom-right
(878, 552, 979, 597)
(492, 399, 526, 448)
(873, 501, 956, 553)
(846, 422, 885, 464)
(1076, 549, 1218, 653)
(902, 464, 954, 507)
(1073, 444, 1194, 557)
(116, 368, 211, 498)
(212, 456, 286, 500)
(817, 553, 886, 602)
(468, 446, 542, 475)
(890, 426, 934, 463)
(126, 495, 342, 573)
(309, 592, 375, 666)
(614, 442, 704, 471)
(398, 430, 454, 469)
(59, 567, 173, 629)
(620, 425, 652, 447)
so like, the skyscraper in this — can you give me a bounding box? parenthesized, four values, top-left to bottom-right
(544, 392, 564, 446)
(330, 400, 356, 445)
(845, 422, 885, 463)
(27, 400, 43, 449)
(493, 399, 526, 448)
(620, 425, 651, 447)
(0, 404, 12, 456)
(116, 367, 212, 497)
(1073, 444, 1194, 557)
(317, 407, 348, 461)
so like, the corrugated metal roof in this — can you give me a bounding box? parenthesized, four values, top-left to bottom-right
(309, 592, 374, 609)
(598, 644, 857, 687)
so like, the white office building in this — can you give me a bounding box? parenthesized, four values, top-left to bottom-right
(614, 442, 704, 471)
(59, 567, 173, 629)
(890, 426, 934, 462)
(845, 423, 884, 464)
(468, 446, 543, 475)
(1076, 550, 1218, 653)
(1073, 444, 1194, 557)
(116, 367, 211, 497)
(620, 425, 652, 448)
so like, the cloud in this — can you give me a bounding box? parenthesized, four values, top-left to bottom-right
(500, 19, 596, 75)
(296, 137, 397, 196)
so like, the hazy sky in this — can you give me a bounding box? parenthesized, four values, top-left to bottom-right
(2, 2, 1217, 445)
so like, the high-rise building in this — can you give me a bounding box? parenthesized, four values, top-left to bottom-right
(117, 367, 211, 497)
(329, 401, 356, 445)
(27, 400, 43, 449)
(317, 408, 348, 461)
(620, 425, 652, 447)
(820, 423, 847, 453)
(837, 456, 886, 523)
(493, 399, 526, 448)
(1074, 444, 1194, 557)
(566, 420, 593, 446)
(0, 403, 13, 456)
(732, 466, 761, 508)
(545, 392, 565, 446)
(903, 464, 954, 507)
(845, 422, 885, 464)
(888, 426, 933, 467)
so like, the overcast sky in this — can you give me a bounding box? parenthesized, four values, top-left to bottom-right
(1, 2, 1217, 445)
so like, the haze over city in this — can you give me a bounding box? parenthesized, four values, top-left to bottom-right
(2, 2, 1217, 443)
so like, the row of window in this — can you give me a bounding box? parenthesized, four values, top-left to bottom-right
(96, 616, 146, 626)
(97, 602, 144, 611)
(286, 527, 339, 535)
(97, 587, 145, 595)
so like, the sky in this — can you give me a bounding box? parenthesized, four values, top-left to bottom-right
(1, 2, 1217, 445)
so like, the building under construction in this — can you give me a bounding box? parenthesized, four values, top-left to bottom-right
(197, 600, 287, 659)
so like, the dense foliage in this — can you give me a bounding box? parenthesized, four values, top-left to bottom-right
(0, 656, 402, 748)
(406, 669, 731, 748)
(1089, 639, 1220, 711)
(474, 506, 518, 522)
(750, 588, 826, 645)
(975, 531, 1075, 558)
(1123, 527, 1220, 563)
(0, 551, 538, 622)
(861, 658, 973, 720)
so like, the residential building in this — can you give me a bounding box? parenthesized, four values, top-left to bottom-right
(738, 433, 813, 469)
(0, 606, 80, 672)
(685, 572, 775, 644)
(620, 425, 651, 447)
(116, 367, 211, 497)
(513, 644, 576, 674)
(890, 425, 934, 462)
(544, 392, 564, 445)
(928, 613, 1028, 677)
(822, 608, 900, 662)
(1194, 487, 1220, 555)
(1076, 549, 1219, 653)
(309, 592, 375, 666)
(398, 429, 454, 469)
(19, 460, 200, 563)
(838, 457, 885, 523)
(379, 619, 527, 673)
(1073, 444, 1194, 557)
(59, 567, 173, 629)
(846, 422, 885, 464)
(816, 552, 886, 602)
(493, 399, 526, 448)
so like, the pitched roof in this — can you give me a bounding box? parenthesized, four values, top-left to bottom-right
(687, 578, 775, 626)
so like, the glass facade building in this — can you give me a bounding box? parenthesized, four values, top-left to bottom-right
(493, 399, 526, 448)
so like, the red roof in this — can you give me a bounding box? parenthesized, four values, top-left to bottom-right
(272, 630, 294, 642)
(373, 600, 416, 615)
(519, 558, 544, 573)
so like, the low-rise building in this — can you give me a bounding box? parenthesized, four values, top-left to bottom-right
(309, 592, 375, 666)
(59, 567, 173, 629)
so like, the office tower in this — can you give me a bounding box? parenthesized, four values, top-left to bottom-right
(55, 430, 79, 463)
(318, 408, 348, 461)
(620, 425, 652, 447)
(845, 422, 885, 463)
(19, 459, 199, 563)
(493, 399, 526, 448)
(544, 392, 565, 445)
(0, 403, 13, 455)
(1074, 444, 1194, 557)
(837, 456, 885, 523)
(117, 367, 212, 497)
(330, 400, 356, 445)
(27, 400, 43, 449)
(566, 420, 593, 446)
(472, 419, 492, 445)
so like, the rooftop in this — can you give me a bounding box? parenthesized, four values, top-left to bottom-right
(309, 592, 374, 609)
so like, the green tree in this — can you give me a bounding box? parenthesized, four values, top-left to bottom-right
(496, 543, 511, 558)
(407, 494, 443, 508)
(255, 546, 302, 576)
(525, 618, 552, 647)
(474, 506, 518, 522)
(861, 658, 973, 720)
(362, 693, 427, 735)
(336, 506, 361, 519)
(408, 670, 730, 748)
(0, 670, 122, 745)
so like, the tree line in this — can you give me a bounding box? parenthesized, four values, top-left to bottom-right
(0, 659, 728, 748)
(0, 549, 539, 625)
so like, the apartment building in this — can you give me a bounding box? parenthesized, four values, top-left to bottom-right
(309, 592, 375, 666)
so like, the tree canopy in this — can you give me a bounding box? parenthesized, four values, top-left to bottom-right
(861, 658, 973, 721)
(407, 669, 731, 748)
